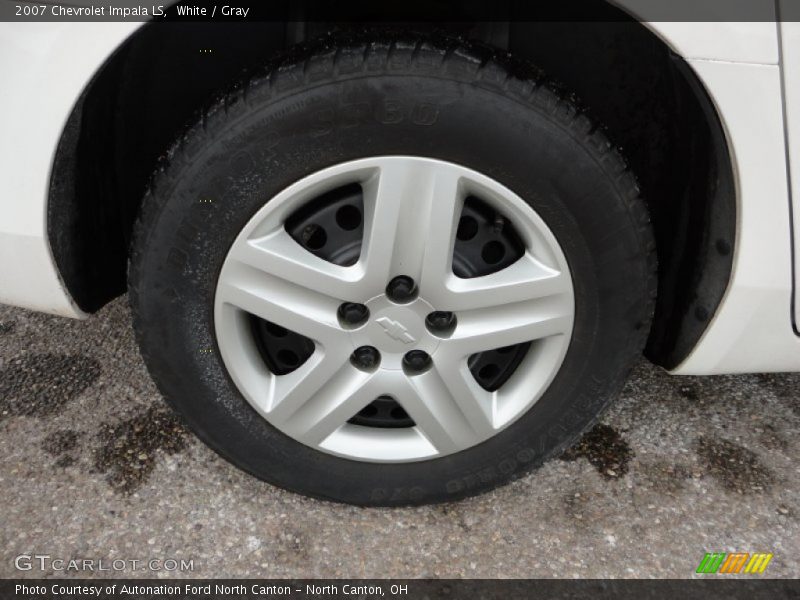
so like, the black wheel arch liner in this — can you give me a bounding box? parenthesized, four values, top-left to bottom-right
(46, 17, 736, 371)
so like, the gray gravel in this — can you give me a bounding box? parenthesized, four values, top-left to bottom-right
(0, 298, 798, 579)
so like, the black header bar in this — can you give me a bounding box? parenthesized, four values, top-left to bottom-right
(1, 0, 796, 23)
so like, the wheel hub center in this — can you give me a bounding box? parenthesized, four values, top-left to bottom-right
(351, 296, 439, 369)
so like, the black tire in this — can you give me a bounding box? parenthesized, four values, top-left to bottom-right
(129, 35, 656, 506)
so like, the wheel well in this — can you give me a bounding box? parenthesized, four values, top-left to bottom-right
(48, 15, 734, 370)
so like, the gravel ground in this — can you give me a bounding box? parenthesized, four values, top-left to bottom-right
(0, 298, 798, 579)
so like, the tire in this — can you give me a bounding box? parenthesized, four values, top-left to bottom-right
(129, 35, 656, 506)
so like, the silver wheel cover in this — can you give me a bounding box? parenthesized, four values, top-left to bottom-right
(214, 157, 574, 462)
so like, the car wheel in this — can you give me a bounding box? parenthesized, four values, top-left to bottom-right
(129, 36, 655, 505)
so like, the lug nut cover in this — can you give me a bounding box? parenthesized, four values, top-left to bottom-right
(426, 311, 457, 333)
(338, 302, 369, 325)
(386, 275, 417, 303)
(351, 346, 380, 370)
(403, 350, 432, 373)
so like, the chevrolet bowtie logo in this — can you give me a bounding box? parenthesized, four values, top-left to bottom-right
(376, 317, 416, 344)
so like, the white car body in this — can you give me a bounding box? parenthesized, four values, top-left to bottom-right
(1, 17, 799, 375)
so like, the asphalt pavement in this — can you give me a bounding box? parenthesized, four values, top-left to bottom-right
(0, 298, 797, 578)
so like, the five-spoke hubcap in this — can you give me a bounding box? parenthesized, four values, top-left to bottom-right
(214, 157, 575, 462)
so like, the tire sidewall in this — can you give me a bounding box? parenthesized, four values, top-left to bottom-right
(131, 69, 649, 505)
